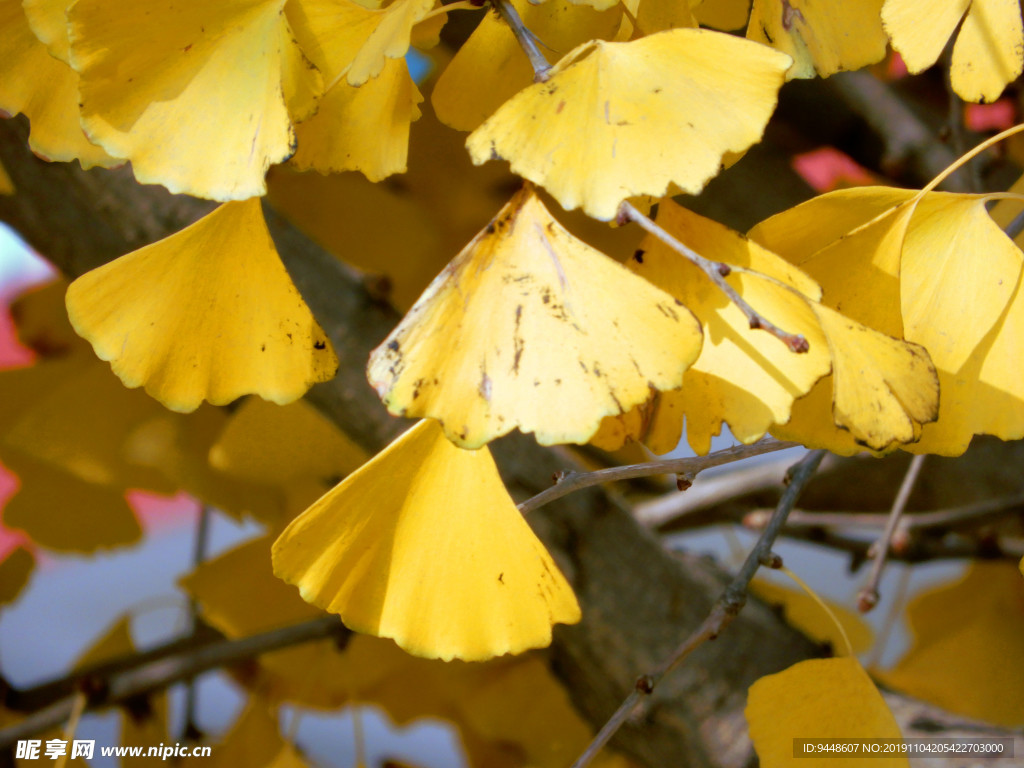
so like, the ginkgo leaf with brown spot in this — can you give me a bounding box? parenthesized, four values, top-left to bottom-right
(747, 0, 887, 79)
(466, 29, 791, 220)
(68, 0, 306, 200)
(604, 202, 937, 454)
(273, 419, 581, 661)
(752, 188, 1024, 455)
(883, 0, 1023, 103)
(65, 198, 338, 413)
(747, 657, 909, 768)
(367, 187, 703, 449)
(604, 201, 830, 456)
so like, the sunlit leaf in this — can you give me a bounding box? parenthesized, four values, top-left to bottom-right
(0, 0, 120, 168)
(273, 419, 581, 661)
(747, 0, 887, 79)
(367, 188, 703, 448)
(608, 201, 829, 455)
(882, 0, 1023, 103)
(747, 657, 909, 768)
(0, 547, 34, 607)
(291, 56, 422, 180)
(68, 0, 301, 199)
(432, 0, 623, 132)
(65, 199, 338, 413)
(875, 562, 1024, 728)
(467, 29, 791, 220)
(752, 188, 1023, 455)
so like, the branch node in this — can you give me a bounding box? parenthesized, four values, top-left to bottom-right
(634, 674, 655, 694)
(676, 473, 694, 491)
(857, 588, 879, 613)
(716, 262, 732, 277)
(786, 334, 810, 354)
(760, 551, 784, 569)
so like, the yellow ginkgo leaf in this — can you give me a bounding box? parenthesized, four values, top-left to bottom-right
(68, 0, 301, 200)
(432, 0, 623, 133)
(126, 406, 286, 522)
(181, 535, 366, 708)
(0, 547, 34, 607)
(2, 452, 141, 553)
(875, 563, 1024, 728)
(66, 198, 338, 413)
(288, 0, 434, 87)
(181, 536, 323, 635)
(611, 202, 830, 455)
(882, 0, 1023, 103)
(3, 357, 175, 492)
(209, 397, 367, 489)
(746, 657, 909, 768)
(204, 698, 283, 768)
(75, 616, 135, 669)
(749, 187, 917, 338)
(808, 303, 937, 451)
(750, 579, 873, 654)
(467, 29, 791, 220)
(753, 188, 1023, 455)
(290, 56, 422, 180)
(0, 0, 120, 168)
(367, 188, 703, 449)
(747, 0, 887, 79)
(455, 657, 593, 768)
(272, 419, 582, 661)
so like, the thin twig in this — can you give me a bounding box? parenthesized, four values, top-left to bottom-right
(748, 525, 1024, 565)
(181, 505, 212, 740)
(491, 0, 551, 81)
(0, 616, 348, 748)
(517, 437, 798, 514)
(569, 449, 826, 768)
(858, 454, 926, 612)
(634, 451, 834, 528)
(742, 489, 1024, 532)
(618, 202, 810, 353)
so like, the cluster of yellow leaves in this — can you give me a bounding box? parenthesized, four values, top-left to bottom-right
(5, 0, 1024, 680)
